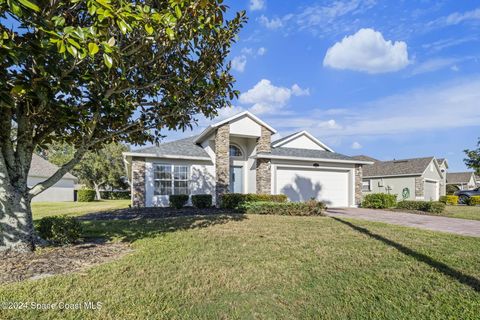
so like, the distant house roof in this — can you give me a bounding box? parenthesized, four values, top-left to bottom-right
(351, 155, 379, 162)
(446, 172, 476, 185)
(363, 157, 435, 178)
(30, 154, 77, 180)
(126, 136, 211, 160)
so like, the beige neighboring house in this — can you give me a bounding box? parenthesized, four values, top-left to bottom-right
(29, 154, 78, 202)
(354, 156, 444, 201)
(446, 172, 477, 191)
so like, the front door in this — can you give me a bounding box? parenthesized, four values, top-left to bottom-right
(229, 166, 243, 193)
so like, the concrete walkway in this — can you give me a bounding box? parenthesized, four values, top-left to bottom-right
(326, 208, 480, 237)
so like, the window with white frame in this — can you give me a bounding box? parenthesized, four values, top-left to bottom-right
(154, 164, 189, 195)
(362, 180, 371, 192)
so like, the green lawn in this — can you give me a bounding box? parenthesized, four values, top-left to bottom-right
(31, 200, 130, 220)
(1, 213, 479, 319)
(443, 205, 480, 221)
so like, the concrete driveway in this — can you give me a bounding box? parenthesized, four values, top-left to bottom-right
(326, 208, 480, 237)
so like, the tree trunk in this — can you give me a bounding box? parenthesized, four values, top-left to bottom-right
(0, 189, 35, 252)
(94, 182, 102, 200)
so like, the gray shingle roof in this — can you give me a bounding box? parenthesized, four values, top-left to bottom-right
(260, 147, 357, 161)
(447, 172, 475, 184)
(363, 157, 434, 177)
(351, 155, 379, 162)
(132, 136, 210, 158)
(30, 154, 77, 180)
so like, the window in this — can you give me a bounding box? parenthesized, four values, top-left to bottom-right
(362, 180, 371, 192)
(229, 145, 243, 157)
(154, 164, 189, 195)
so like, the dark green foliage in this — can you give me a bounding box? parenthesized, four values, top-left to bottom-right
(446, 184, 459, 195)
(191, 194, 212, 209)
(100, 191, 131, 200)
(169, 195, 189, 209)
(361, 193, 397, 209)
(37, 216, 82, 245)
(239, 200, 326, 216)
(77, 189, 96, 202)
(220, 193, 288, 209)
(439, 195, 459, 205)
(397, 201, 446, 214)
(466, 196, 480, 206)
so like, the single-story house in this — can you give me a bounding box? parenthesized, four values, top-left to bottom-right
(355, 156, 444, 201)
(446, 172, 477, 191)
(123, 111, 372, 208)
(29, 154, 78, 202)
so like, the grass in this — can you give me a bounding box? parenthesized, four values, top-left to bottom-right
(1, 213, 480, 319)
(443, 205, 480, 221)
(32, 200, 130, 220)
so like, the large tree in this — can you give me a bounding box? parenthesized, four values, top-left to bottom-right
(0, 0, 245, 252)
(464, 138, 480, 175)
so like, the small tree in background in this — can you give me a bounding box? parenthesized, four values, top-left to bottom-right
(464, 138, 480, 175)
(0, 0, 246, 252)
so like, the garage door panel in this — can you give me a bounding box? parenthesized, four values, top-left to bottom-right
(424, 181, 438, 201)
(276, 168, 349, 207)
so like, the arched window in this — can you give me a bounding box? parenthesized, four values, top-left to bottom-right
(229, 145, 243, 157)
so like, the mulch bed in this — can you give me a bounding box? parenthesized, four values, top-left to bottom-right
(77, 206, 240, 221)
(0, 241, 133, 284)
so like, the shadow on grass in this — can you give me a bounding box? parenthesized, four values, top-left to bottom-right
(332, 217, 480, 293)
(82, 214, 246, 243)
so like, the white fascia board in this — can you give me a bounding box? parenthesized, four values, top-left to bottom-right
(271, 130, 334, 152)
(255, 154, 373, 165)
(363, 173, 423, 178)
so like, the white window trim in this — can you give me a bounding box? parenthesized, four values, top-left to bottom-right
(153, 163, 190, 196)
(362, 180, 371, 192)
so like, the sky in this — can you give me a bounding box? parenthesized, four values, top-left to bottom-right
(177, 0, 480, 172)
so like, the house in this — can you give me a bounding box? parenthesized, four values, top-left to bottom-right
(436, 158, 449, 196)
(122, 111, 372, 208)
(29, 154, 78, 202)
(446, 172, 477, 191)
(356, 156, 444, 201)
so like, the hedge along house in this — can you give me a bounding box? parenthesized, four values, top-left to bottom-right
(356, 156, 444, 201)
(123, 111, 372, 207)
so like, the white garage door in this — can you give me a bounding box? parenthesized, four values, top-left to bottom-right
(276, 167, 350, 207)
(424, 180, 438, 201)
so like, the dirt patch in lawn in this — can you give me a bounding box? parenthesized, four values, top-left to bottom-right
(0, 241, 133, 284)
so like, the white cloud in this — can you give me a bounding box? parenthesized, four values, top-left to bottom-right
(317, 119, 342, 130)
(259, 15, 283, 29)
(249, 0, 265, 11)
(445, 8, 480, 25)
(257, 47, 267, 56)
(411, 58, 460, 75)
(231, 55, 247, 72)
(323, 28, 410, 74)
(351, 142, 362, 149)
(239, 79, 309, 114)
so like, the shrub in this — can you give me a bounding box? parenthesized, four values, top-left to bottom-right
(191, 194, 212, 208)
(396, 201, 446, 214)
(77, 189, 96, 202)
(220, 193, 288, 209)
(239, 200, 326, 216)
(100, 191, 131, 200)
(37, 216, 82, 245)
(439, 195, 459, 205)
(169, 194, 189, 209)
(467, 196, 480, 206)
(361, 193, 397, 209)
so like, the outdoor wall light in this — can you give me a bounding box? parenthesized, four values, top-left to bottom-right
(313, 163, 320, 167)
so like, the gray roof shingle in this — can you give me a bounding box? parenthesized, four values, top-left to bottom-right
(351, 155, 379, 162)
(447, 172, 475, 184)
(363, 157, 434, 177)
(30, 154, 77, 180)
(132, 136, 210, 158)
(260, 147, 357, 161)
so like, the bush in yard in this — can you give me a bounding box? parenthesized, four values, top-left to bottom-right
(466, 196, 480, 206)
(37, 216, 82, 245)
(100, 191, 131, 200)
(439, 195, 459, 205)
(169, 195, 189, 209)
(77, 189, 96, 202)
(361, 193, 397, 209)
(239, 200, 326, 216)
(396, 201, 446, 214)
(191, 194, 213, 209)
(220, 193, 288, 209)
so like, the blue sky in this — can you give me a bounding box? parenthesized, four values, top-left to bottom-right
(187, 0, 479, 172)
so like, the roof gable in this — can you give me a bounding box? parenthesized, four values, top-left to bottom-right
(363, 157, 436, 178)
(447, 172, 476, 184)
(29, 154, 77, 180)
(271, 131, 334, 152)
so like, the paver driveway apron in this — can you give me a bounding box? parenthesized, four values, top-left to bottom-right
(326, 208, 480, 237)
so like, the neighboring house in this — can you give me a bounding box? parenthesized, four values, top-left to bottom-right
(29, 154, 78, 202)
(446, 172, 477, 191)
(437, 158, 449, 196)
(356, 156, 444, 201)
(123, 111, 372, 208)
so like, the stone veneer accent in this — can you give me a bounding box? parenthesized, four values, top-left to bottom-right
(215, 123, 230, 204)
(354, 165, 363, 205)
(132, 157, 146, 207)
(415, 176, 424, 198)
(256, 126, 272, 194)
